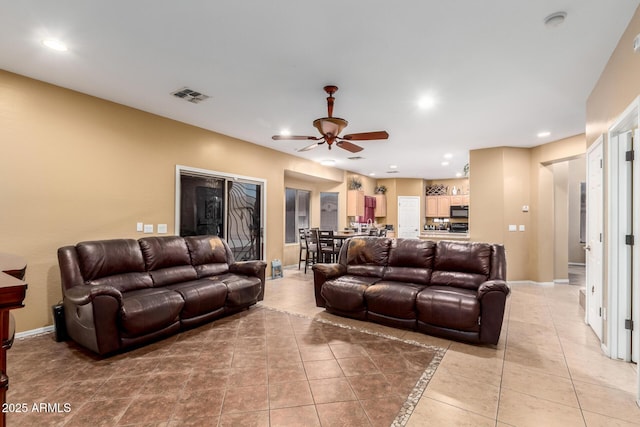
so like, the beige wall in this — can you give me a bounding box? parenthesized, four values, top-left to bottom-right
(0, 70, 342, 332)
(586, 7, 640, 147)
(469, 137, 586, 282)
(552, 162, 569, 280)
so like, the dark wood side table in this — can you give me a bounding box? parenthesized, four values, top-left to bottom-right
(0, 253, 28, 427)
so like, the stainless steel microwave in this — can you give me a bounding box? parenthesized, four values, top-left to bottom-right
(450, 205, 469, 218)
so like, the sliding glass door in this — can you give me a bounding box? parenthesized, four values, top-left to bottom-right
(177, 166, 264, 261)
(227, 180, 262, 261)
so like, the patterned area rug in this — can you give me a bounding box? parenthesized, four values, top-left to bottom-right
(7, 306, 445, 426)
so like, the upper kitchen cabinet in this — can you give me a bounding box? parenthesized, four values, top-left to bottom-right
(426, 195, 451, 217)
(450, 194, 470, 206)
(374, 194, 386, 217)
(347, 189, 365, 217)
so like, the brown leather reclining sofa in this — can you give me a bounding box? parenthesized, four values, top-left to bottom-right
(58, 235, 266, 355)
(313, 237, 509, 345)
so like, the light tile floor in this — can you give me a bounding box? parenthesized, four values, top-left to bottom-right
(263, 267, 640, 426)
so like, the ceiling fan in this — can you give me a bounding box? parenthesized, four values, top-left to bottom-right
(272, 85, 389, 153)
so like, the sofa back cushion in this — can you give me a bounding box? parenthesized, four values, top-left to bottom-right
(139, 236, 197, 287)
(430, 241, 492, 290)
(76, 239, 153, 292)
(344, 237, 390, 277)
(383, 239, 435, 285)
(184, 235, 233, 278)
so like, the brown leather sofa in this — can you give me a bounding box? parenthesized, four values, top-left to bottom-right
(313, 237, 509, 345)
(58, 235, 266, 355)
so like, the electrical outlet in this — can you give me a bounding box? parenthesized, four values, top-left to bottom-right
(157, 224, 168, 234)
(508, 224, 517, 232)
(136, 222, 143, 232)
(519, 225, 525, 232)
(143, 224, 153, 233)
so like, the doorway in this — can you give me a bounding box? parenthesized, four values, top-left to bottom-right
(397, 196, 420, 238)
(176, 165, 266, 261)
(606, 97, 639, 364)
(585, 137, 604, 341)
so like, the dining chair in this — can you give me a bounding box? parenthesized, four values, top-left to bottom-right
(299, 228, 317, 273)
(318, 230, 340, 263)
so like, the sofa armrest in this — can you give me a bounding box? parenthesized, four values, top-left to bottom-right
(230, 260, 267, 277)
(63, 285, 123, 355)
(230, 260, 267, 300)
(64, 285, 123, 306)
(312, 263, 346, 307)
(477, 280, 510, 345)
(477, 280, 510, 300)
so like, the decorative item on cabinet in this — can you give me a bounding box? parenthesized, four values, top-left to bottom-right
(425, 184, 448, 196)
(348, 176, 363, 190)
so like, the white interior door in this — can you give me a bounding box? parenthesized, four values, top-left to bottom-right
(586, 136, 604, 341)
(397, 196, 420, 239)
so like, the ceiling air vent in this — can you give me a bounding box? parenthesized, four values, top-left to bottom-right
(171, 87, 210, 104)
(386, 170, 399, 174)
(348, 156, 364, 160)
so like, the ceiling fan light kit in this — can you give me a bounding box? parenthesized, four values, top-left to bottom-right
(272, 85, 389, 153)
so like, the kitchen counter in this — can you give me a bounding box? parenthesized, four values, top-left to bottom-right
(419, 231, 470, 241)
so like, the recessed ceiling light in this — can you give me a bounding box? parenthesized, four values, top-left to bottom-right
(456, 172, 463, 177)
(280, 129, 291, 136)
(417, 95, 437, 109)
(42, 39, 68, 52)
(441, 161, 449, 166)
(320, 159, 335, 166)
(369, 173, 376, 176)
(389, 164, 398, 169)
(537, 131, 551, 138)
(444, 153, 453, 159)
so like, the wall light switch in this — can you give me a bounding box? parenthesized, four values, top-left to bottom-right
(522, 205, 529, 212)
(136, 222, 144, 232)
(509, 224, 517, 232)
(143, 224, 153, 233)
(157, 224, 168, 234)
(519, 225, 526, 232)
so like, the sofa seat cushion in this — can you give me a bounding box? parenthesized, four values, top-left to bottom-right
(207, 273, 261, 307)
(321, 275, 379, 313)
(365, 281, 425, 320)
(168, 279, 228, 319)
(416, 286, 480, 332)
(120, 288, 184, 337)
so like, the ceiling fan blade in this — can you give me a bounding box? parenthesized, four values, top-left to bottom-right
(342, 131, 389, 141)
(272, 135, 321, 141)
(298, 141, 324, 152)
(336, 140, 363, 153)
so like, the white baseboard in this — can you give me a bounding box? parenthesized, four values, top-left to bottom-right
(569, 262, 586, 267)
(15, 325, 54, 339)
(508, 280, 555, 287)
(554, 279, 570, 284)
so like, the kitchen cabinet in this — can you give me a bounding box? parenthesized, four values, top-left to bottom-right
(374, 194, 386, 217)
(426, 195, 451, 217)
(450, 194, 469, 206)
(347, 190, 365, 217)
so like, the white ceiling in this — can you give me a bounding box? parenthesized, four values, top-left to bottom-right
(1, 1, 638, 179)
